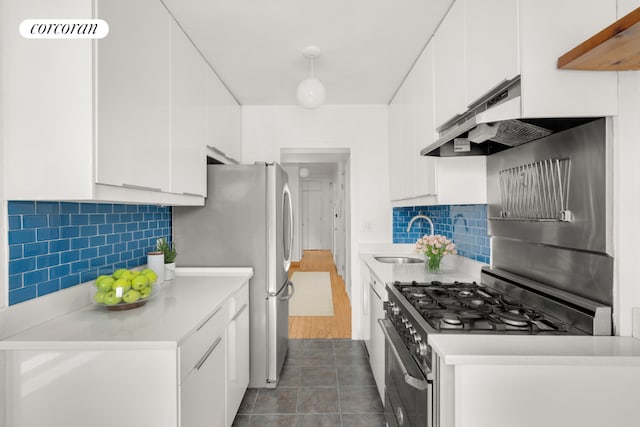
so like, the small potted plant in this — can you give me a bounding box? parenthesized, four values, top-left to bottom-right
(415, 234, 456, 273)
(156, 238, 177, 281)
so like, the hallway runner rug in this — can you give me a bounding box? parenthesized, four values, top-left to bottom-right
(289, 271, 334, 316)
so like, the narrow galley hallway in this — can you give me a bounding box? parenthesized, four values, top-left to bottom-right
(288, 250, 351, 339)
(233, 339, 385, 427)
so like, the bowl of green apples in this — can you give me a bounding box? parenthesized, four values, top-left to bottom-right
(91, 268, 158, 311)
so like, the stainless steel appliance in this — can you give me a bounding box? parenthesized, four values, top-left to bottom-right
(382, 118, 613, 426)
(173, 163, 294, 388)
(420, 76, 597, 157)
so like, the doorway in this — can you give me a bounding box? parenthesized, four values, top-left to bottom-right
(281, 149, 351, 338)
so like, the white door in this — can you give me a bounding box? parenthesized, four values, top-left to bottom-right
(301, 180, 333, 250)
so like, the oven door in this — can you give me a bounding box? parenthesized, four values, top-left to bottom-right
(379, 319, 433, 427)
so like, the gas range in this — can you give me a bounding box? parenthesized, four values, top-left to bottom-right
(394, 280, 569, 333)
(383, 267, 612, 375)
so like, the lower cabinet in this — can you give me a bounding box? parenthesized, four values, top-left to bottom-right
(180, 335, 226, 427)
(365, 266, 387, 401)
(226, 285, 250, 426)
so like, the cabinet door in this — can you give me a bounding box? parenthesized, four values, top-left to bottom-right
(400, 72, 416, 200)
(226, 303, 249, 426)
(519, 0, 617, 117)
(413, 42, 437, 197)
(361, 265, 371, 351)
(433, 0, 466, 128)
(3, 0, 94, 200)
(181, 336, 226, 427)
(171, 21, 207, 196)
(465, 0, 519, 106)
(388, 93, 404, 201)
(368, 277, 386, 401)
(96, 0, 171, 192)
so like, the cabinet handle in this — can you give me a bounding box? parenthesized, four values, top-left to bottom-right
(194, 336, 222, 370)
(197, 306, 222, 331)
(182, 192, 203, 197)
(230, 303, 248, 322)
(369, 281, 382, 300)
(122, 183, 162, 192)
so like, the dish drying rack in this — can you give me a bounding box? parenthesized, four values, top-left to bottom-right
(494, 158, 573, 222)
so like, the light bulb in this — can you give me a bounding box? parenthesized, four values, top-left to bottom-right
(297, 77, 326, 109)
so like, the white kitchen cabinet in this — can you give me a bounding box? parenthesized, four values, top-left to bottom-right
(1, 271, 252, 427)
(96, 0, 172, 193)
(432, 0, 617, 130)
(367, 270, 386, 401)
(206, 70, 242, 164)
(464, 0, 519, 106)
(433, 0, 466, 128)
(225, 283, 249, 427)
(178, 297, 228, 427)
(519, 0, 617, 117)
(399, 73, 416, 200)
(171, 21, 207, 197)
(361, 263, 372, 349)
(1, 0, 223, 205)
(388, 87, 405, 201)
(413, 42, 438, 198)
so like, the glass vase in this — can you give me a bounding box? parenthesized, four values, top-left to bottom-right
(426, 255, 442, 273)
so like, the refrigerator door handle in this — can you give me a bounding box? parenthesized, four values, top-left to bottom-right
(279, 281, 295, 301)
(282, 182, 294, 272)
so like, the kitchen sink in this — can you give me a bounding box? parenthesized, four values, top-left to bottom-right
(374, 256, 424, 264)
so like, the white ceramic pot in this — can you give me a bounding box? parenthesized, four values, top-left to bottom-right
(165, 262, 176, 281)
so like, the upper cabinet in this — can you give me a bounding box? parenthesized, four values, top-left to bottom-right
(433, 0, 617, 129)
(2, 0, 240, 204)
(389, 39, 484, 204)
(96, 0, 172, 194)
(433, 0, 466, 128)
(464, 0, 519, 107)
(170, 21, 208, 197)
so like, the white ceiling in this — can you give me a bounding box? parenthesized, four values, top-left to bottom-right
(162, 0, 453, 105)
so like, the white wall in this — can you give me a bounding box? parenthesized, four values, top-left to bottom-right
(242, 105, 392, 338)
(613, 0, 640, 336)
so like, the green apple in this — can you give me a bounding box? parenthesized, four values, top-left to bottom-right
(141, 268, 155, 275)
(122, 289, 141, 303)
(140, 287, 152, 299)
(94, 290, 107, 304)
(96, 276, 115, 292)
(130, 270, 141, 276)
(103, 291, 122, 306)
(131, 275, 149, 290)
(113, 269, 128, 279)
(143, 271, 158, 284)
(118, 270, 133, 281)
(112, 278, 131, 297)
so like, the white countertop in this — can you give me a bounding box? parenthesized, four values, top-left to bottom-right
(0, 268, 253, 350)
(429, 334, 640, 366)
(360, 244, 486, 285)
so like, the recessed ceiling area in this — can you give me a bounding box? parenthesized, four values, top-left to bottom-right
(161, 0, 453, 105)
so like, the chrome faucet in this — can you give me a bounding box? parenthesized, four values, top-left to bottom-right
(406, 215, 434, 235)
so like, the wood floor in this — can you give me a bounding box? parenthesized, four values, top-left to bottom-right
(288, 250, 352, 339)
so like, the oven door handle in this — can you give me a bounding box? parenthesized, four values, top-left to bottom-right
(378, 318, 430, 391)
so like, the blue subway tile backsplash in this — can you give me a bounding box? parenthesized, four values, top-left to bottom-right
(393, 204, 490, 264)
(7, 201, 171, 306)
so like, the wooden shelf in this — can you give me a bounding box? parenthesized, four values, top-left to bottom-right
(558, 7, 640, 70)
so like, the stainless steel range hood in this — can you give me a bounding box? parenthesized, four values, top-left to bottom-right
(421, 77, 597, 157)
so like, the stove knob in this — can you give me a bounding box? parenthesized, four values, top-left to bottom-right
(400, 316, 409, 326)
(391, 305, 401, 316)
(408, 326, 416, 335)
(416, 341, 428, 357)
(412, 333, 422, 344)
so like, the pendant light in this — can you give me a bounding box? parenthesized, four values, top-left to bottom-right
(297, 45, 326, 109)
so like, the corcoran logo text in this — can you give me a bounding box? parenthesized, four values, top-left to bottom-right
(20, 19, 109, 39)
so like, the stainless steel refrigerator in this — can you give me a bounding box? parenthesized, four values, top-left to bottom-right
(173, 163, 294, 388)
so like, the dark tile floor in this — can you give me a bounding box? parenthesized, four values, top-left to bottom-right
(233, 339, 385, 427)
